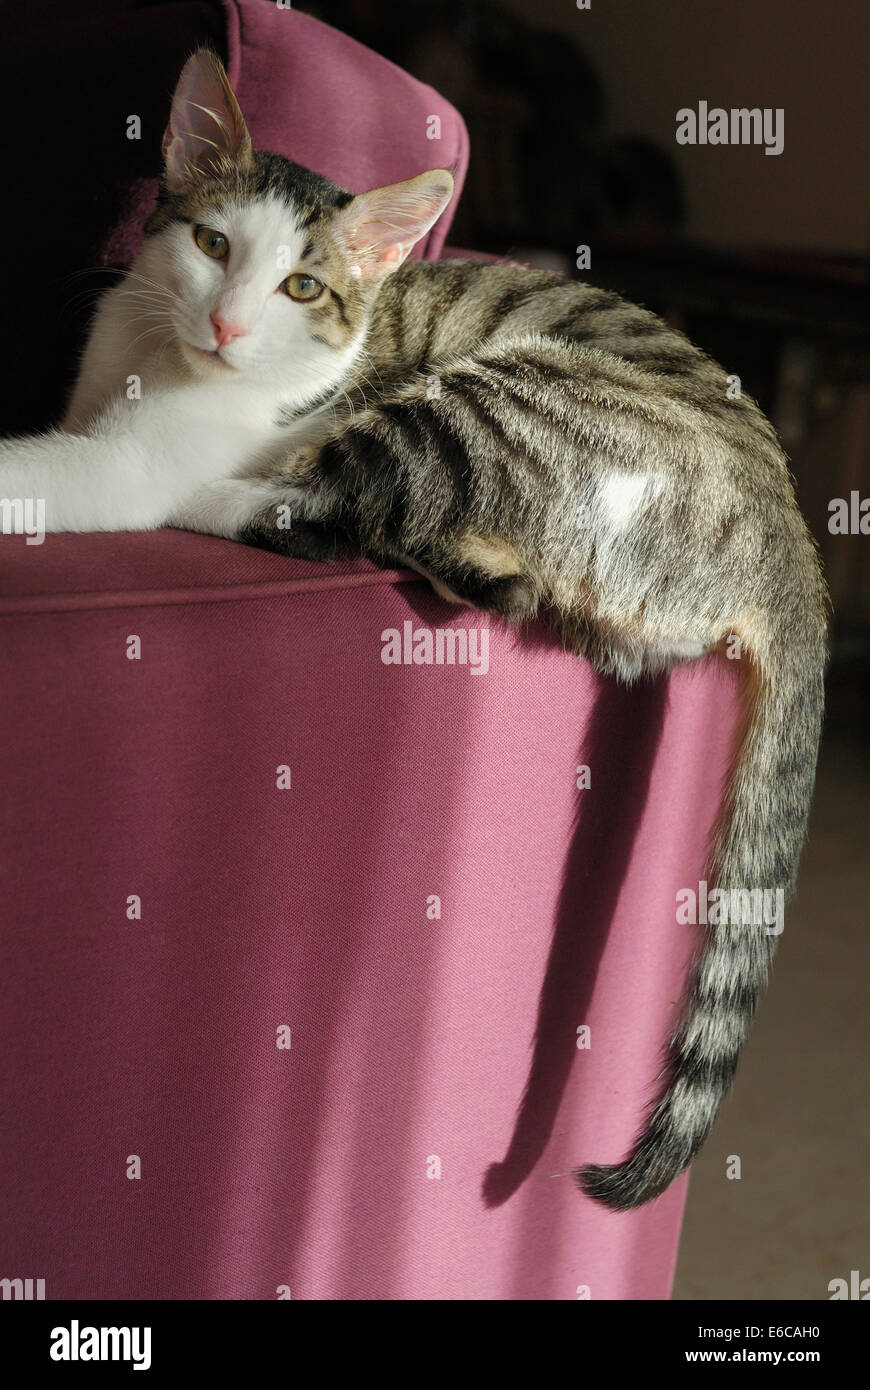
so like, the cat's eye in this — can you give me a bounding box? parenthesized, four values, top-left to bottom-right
(281, 272, 324, 303)
(194, 225, 229, 260)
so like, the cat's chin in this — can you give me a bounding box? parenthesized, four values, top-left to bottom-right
(180, 340, 239, 376)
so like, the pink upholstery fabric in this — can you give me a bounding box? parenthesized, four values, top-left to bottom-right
(0, 533, 741, 1300)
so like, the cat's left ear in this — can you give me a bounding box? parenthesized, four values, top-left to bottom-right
(162, 49, 254, 193)
(334, 170, 454, 280)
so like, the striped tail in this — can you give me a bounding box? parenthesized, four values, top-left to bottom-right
(578, 608, 826, 1210)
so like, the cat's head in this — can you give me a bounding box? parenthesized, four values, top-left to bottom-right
(141, 50, 453, 400)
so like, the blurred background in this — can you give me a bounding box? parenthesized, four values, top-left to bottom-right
(304, 0, 870, 1300)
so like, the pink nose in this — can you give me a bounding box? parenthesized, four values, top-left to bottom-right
(210, 313, 247, 348)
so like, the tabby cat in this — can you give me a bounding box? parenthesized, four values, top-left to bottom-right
(0, 51, 827, 1210)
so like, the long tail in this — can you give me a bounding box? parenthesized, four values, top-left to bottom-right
(578, 603, 826, 1210)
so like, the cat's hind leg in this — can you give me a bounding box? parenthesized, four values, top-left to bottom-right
(240, 514, 355, 562)
(403, 532, 541, 621)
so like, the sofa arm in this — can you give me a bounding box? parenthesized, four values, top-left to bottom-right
(0, 529, 740, 1299)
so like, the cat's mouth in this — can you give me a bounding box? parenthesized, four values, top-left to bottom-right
(182, 341, 238, 372)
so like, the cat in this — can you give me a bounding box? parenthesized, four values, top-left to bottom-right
(0, 49, 827, 1210)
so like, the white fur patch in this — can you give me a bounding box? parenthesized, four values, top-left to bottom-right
(598, 470, 653, 532)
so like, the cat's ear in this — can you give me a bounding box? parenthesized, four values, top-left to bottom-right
(161, 49, 254, 193)
(334, 170, 454, 280)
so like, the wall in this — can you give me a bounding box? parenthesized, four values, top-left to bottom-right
(505, 0, 869, 254)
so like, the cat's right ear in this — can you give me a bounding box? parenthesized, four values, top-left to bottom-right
(161, 49, 254, 193)
(333, 170, 455, 280)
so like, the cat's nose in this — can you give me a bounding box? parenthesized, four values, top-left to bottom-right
(210, 313, 247, 348)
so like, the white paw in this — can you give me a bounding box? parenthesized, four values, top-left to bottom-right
(172, 477, 298, 539)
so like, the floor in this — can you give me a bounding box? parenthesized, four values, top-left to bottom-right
(672, 726, 869, 1299)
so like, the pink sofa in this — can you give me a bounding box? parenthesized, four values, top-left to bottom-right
(0, 1, 741, 1300)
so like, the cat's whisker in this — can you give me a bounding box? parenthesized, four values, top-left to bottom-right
(61, 287, 108, 316)
(121, 270, 185, 306)
(117, 285, 175, 300)
(151, 334, 175, 374)
(124, 323, 175, 354)
(61, 265, 128, 285)
(116, 297, 175, 316)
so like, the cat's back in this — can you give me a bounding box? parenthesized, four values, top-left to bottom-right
(373, 258, 780, 458)
(376, 258, 714, 383)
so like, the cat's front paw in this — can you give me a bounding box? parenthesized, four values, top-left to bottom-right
(171, 476, 296, 540)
